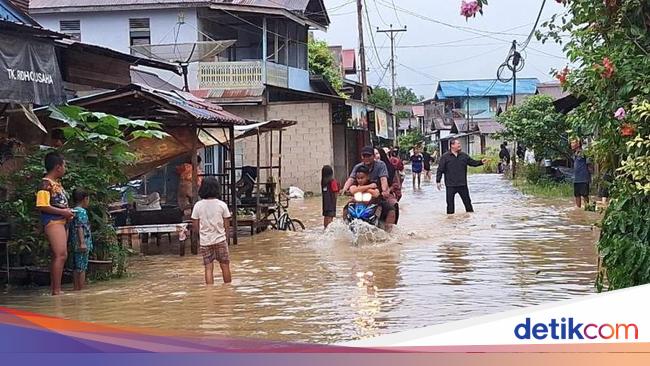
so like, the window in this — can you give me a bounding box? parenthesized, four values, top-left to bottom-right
(129, 18, 151, 54)
(59, 20, 81, 41)
(489, 97, 498, 113)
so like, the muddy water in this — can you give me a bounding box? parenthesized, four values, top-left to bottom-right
(0, 174, 600, 344)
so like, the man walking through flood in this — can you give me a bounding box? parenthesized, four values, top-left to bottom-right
(436, 139, 487, 214)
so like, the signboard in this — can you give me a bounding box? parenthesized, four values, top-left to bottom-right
(0, 34, 66, 105)
(375, 109, 389, 139)
(347, 101, 368, 130)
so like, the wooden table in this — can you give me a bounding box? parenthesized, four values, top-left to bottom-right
(116, 223, 194, 256)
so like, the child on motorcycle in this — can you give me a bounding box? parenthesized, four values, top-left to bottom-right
(342, 165, 382, 219)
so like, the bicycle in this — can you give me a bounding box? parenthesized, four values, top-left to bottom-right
(268, 192, 305, 231)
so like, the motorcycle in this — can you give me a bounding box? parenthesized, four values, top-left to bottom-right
(344, 192, 381, 228)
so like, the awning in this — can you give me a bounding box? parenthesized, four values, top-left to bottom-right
(199, 119, 297, 147)
(0, 32, 66, 105)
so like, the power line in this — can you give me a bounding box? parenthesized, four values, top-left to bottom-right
(363, 0, 387, 69)
(520, 0, 547, 51)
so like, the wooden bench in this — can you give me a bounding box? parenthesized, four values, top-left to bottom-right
(116, 223, 194, 256)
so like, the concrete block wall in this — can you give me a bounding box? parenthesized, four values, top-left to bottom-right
(224, 102, 334, 194)
(267, 102, 333, 194)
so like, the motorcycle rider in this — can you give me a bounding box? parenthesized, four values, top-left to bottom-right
(342, 146, 397, 232)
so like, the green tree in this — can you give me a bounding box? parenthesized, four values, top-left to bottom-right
(308, 38, 343, 95)
(368, 87, 392, 111)
(397, 130, 424, 154)
(539, 0, 650, 290)
(497, 94, 572, 161)
(395, 86, 422, 105)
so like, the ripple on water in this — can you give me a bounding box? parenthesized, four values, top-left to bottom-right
(0, 174, 599, 344)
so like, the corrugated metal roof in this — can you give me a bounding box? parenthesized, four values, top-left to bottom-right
(476, 120, 504, 134)
(435, 78, 539, 99)
(411, 105, 424, 117)
(30, 0, 311, 10)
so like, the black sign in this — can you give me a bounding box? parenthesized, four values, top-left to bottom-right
(0, 33, 66, 105)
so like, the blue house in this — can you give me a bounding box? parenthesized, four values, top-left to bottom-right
(428, 78, 539, 155)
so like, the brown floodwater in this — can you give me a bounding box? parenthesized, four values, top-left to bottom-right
(0, 174, 600, 344)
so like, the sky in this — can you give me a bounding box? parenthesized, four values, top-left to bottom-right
(315, 0, 569, 98)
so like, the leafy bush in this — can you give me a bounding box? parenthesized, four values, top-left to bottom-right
(0, 106, 165, 278)
(539, 0, 650, 290)
(397, 130, 424, 154)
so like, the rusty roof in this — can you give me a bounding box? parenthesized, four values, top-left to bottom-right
(30, 0, 329, 27)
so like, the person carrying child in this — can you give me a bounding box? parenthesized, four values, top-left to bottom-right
(191, 177, 232, 285)
(343, 165, 382, 219)
(321, 165, 339, 229)
(68, 189, 93, 291)
(36, 152, 74, 295)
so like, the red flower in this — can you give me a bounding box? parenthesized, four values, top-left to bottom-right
(620, 123, 635, 137)
(601, 57, 615, 78)
(555, 66, 570, 85)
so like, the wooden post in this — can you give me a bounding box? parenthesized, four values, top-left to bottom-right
(278, 128, 283, 204)
(190, 126, 199, 255)
(255, 128, 261, 233)
(229, 126, 238, 245)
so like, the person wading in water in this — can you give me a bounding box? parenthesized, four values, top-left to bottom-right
(436, 139, 487, 214)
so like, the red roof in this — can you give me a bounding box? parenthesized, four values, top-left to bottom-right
(341, 49, 356, 74)
(412, 105, 424, 117)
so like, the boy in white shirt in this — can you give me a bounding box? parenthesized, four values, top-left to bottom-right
(191, 178, 232, 284)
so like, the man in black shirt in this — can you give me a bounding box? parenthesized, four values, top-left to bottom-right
(436, 139, 487, 214)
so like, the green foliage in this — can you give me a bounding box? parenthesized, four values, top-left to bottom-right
(308, 37, 344, 96)
(497, 94, 572, 161)
(396, 111, 411, 119)
(397, 130, 424, 153)
(539, 0, 650, 290)
(469, 147, 499, 174)
(368, 87, 392, 111)
(512, 177, 574, 199)
(368, 86, 423, 112)
(0, 105, 166, 278)
(395, 86, 422, 105)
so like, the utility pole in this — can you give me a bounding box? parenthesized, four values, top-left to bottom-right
(508, 40, 522, 179)
(377, 24, 407, 112)
(356, 0, 368, 102)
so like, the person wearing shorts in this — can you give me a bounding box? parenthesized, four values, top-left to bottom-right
(410, 148, 424, 189)
(571, 140, 592, 208)
(36, 152, 74, 295)
(191, 177, 232, 284)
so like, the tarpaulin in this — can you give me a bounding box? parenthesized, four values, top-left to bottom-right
(0, 33, 66, 105)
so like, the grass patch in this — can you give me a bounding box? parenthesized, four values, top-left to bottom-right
(512, 177, 573, 198)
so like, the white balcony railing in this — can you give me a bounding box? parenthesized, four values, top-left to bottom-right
(198, 61, 291, 89)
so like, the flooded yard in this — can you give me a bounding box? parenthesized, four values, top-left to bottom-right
(0, 174, 600, 344)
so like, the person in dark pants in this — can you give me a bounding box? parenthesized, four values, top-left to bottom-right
(436, 139, 487, 214)
(571, 139, 593, 208)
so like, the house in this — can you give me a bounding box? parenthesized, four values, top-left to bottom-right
(30, 0, 348, 193)
(430, 78, 539, 156)
(396, 104, 425, 136)
(537, 81, 568, 100)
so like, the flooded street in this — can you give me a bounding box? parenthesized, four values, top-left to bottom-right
(0, 174, 600, 344)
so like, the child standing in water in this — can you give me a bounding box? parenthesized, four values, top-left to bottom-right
(36, 152, 74, 295)
(321, 165, 339, 229)
(410, 147, 424, 189)
(68, 189, 93, 291)
(191, 177, 232, 284)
